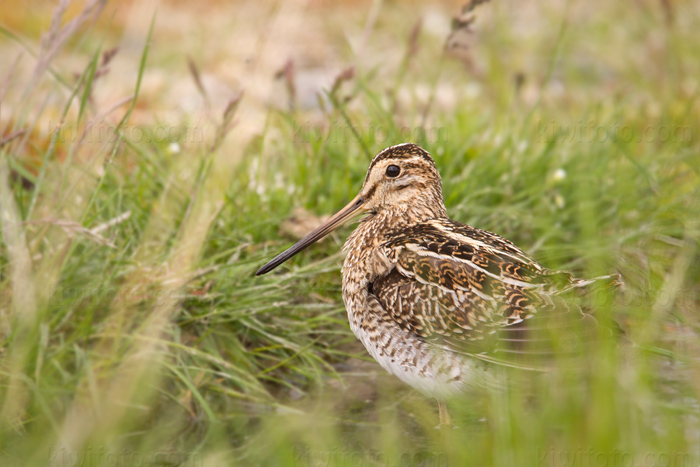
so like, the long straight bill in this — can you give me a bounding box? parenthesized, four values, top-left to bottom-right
(255, 194, 365, 276)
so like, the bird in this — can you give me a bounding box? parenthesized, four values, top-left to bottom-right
(256, 143, 621, 427)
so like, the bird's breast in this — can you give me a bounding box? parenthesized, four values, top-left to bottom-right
(340, 219, 393, 332)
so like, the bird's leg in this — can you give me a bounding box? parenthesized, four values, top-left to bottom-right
(436, 400, 453, 429)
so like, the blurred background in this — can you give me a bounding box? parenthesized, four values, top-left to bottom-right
(1, 0, 699, 466)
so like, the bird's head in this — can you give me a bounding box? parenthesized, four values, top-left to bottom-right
(357, 143, 445, 217)
(256, 143, 446, 275)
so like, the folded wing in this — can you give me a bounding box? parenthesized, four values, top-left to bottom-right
(372, 219, 620, 365)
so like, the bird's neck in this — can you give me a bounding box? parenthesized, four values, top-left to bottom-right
(375, 203, 447, 229)
(345, 201, 447, 253)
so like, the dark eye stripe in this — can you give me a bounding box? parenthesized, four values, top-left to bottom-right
(364, 144, 437, 184)
(367, 144, 434, 172)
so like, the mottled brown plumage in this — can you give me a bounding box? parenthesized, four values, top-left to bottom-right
(256, 143, 620, 423)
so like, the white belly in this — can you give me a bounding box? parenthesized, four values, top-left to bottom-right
(345, 294, 481, 399)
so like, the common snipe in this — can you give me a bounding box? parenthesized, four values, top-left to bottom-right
(256, 143, 620, 426)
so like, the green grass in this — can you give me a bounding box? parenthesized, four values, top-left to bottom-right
(1, 1, 699, 466)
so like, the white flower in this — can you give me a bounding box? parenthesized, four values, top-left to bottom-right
(552, 168, 566, 182)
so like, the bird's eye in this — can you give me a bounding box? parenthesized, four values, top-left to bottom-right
(385, 165, 401, 178)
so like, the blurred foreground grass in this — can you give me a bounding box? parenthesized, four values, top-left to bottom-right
(1, 1, 699, 465)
